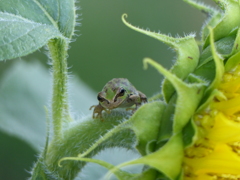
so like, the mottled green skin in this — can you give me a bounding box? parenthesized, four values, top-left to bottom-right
(101, 78, 140, 107)
(90, 78, 147, 119)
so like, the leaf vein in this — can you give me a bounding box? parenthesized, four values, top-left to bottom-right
(33, 0, 58, 30)
(0, 23, 50, 47)
(0, 11, 52, 27)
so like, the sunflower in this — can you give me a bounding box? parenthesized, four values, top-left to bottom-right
(184, 64, 240, 179)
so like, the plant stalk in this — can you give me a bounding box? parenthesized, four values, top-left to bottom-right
(48, 38, 70, 139)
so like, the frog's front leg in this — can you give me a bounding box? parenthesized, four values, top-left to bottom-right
(127, 92, 148, 113)
(128, 91, 147, 105)
(90, 104, 105, 119)
(138, 90, 148, 103)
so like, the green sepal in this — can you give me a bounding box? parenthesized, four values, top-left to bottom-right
(122, 14, 200, 103)
(197, 24, 240, 76)
(225, 51, 240, 71)
(191, 27, 225, 104)
(182, 27, 228, 150)
(182, 119, 195, 147)
(186, 73, 208, 84)
(183, 0, 222, 42)
(225, 28, 240, 71)
(195, 63, 218, 92)
(108, 133, 184, 180)
(143, 59, 207, 179)
(229, 28, 240, 55)
(198, 31, 236, 67)
(204, 27, 225, 96)
(157, 94, 177, 141)
(197, 89, 226, 115)
(129, 101, 166, 155)
(203, 0, 240, 49)
(143, 58, 207, 134)
(161, 35, 199, 103)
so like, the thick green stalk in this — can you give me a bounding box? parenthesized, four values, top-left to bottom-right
(48, 38, 70, 139)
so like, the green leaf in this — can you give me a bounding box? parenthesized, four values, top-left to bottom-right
(0, 0, 76, 60)
(0, 13, 62, 61)
(0, 61, 50, 151)
(0, 60, 96, 152)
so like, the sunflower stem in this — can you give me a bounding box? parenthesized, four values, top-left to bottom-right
(48, 38, 70, 139)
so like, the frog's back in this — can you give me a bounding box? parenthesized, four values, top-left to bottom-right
(103, 78, 137, 94)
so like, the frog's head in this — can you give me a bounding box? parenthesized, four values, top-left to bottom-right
(97, 87, 128, 109)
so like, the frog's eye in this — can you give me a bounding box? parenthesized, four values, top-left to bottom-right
(97, 95, 105, 102)
(118, 88, 126, 96)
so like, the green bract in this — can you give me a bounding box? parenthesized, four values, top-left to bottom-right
(1, 0, 240, 179)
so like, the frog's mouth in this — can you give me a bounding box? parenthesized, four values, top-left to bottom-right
(106, 99, 126, 109)
(103, 95, 128, 110)
(112, 92, 129, 108)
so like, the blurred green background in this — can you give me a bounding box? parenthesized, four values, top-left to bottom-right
(0, 0, 215, 179)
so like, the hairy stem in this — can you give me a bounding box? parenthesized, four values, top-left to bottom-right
(48, 38, 70, 139)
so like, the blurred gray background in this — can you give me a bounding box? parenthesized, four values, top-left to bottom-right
(0, 0, 215, 179)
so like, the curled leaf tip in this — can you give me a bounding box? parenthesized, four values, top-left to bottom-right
(121, 14, 129, 25)
(122, 14, 130, 28)
(58, 159, 64, 167)
(143, 58, 151, 70)
(122, 13, 128, 19)
(58, 157, 76, 167)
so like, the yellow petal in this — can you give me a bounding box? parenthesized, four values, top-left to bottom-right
(184, 144, 240, 175)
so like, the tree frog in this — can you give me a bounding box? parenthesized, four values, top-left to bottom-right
(90, 78, 147, 119)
